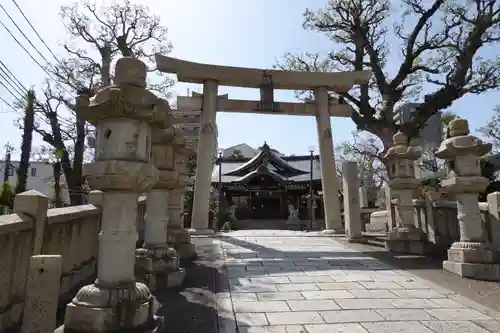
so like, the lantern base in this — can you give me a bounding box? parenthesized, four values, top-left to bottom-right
(386, 227, 433, 254)
(443, 242, 500, 281)
(135, 247, 185, 290)
(64, 282, 160, 332)
(443, 261, 500, 281)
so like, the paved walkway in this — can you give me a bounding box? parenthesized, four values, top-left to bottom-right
(216, 230, 500, 333)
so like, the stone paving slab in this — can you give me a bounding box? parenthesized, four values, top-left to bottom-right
(217, 230, 500, 333)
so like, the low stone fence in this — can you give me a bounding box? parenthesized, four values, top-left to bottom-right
(0, 190, 147, 332)
(371, 192, 500, 251)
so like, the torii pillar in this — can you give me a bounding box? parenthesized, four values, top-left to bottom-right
(190, 80, 218, 233)
(315, 86, 343, 233)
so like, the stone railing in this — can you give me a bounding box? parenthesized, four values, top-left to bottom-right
(0, 190, 148, 333)
(379, 192, 500, 251)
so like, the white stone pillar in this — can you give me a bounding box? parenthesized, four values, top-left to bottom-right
(314, 86, 342, 232)
(144, 189, 170, 248)
(487, 192, 500, 249)
(359, 187, 369, 208)
(168, 187, 195, 261)
(342, 161, 363, 242)
(97, 191, 139, 284)
(169, 188, 183, 229)
(191, 79, 218, 231)
(169, 139, 197, 260)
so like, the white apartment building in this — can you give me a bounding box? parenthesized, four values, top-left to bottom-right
(0, 161, 70, 204)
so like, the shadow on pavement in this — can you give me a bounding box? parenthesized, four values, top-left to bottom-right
(154, 236, 242, 333)
(219, 232, 500, 313)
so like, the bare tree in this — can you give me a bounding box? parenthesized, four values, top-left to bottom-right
(336, 131, 387, 186)
(479, 106, 500, 153)
(277, 0, 500, 150)
(34, 0, 174, 205)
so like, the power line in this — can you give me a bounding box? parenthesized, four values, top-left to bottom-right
(0, 59, 26, 92)
(0, 3, 53, 69)
(0, 18, 54, 82)
(0, 19, 73, 96)
(0, 95, 18, 113)
(10, 0, 60, 63)
(0, 74, 25, 106)
(0, 65, 26, 97)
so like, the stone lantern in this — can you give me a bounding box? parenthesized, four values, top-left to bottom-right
(384, 131, 428, 254)
(166, 127, 197, 261)
(135, 99, 186, 289)
(435, 118, 500, 280)
(64, 57, 167, 332)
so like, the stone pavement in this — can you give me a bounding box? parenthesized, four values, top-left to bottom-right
(216, 230, 500, 333)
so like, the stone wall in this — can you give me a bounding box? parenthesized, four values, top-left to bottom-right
(0, 190, 147, 332)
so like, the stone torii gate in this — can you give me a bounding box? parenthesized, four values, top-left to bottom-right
(155, 55, 371, 233)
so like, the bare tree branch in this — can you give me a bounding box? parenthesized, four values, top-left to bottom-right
(277, 0, 500, 150)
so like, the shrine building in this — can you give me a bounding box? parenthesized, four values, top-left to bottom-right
(211, 142, 328, 221)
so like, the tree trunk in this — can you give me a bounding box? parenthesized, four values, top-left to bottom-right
(15, 91, 35, 195)
(53, 161, 63, 208)
(67, 113, 86, 206)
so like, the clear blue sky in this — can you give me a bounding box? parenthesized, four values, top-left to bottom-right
(0, 0, 498, 159)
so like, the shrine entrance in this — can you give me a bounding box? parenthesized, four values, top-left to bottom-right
(155, 55, 371, 232)
(249, 191, 283, 219)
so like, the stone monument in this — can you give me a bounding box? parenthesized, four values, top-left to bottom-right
(435, 118, 500, 280)
(384, 131, 430, 254)
(64, 57, 164, 332)
(135, 107, 186, 289)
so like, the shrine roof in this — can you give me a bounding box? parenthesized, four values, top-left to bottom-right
(211, 150, 321, 184)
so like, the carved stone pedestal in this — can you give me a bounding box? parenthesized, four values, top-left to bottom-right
(443, 242, 500, 281)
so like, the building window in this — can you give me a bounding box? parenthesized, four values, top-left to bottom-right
(31, 168, 36, 177)
(7, 166, 13, 176)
